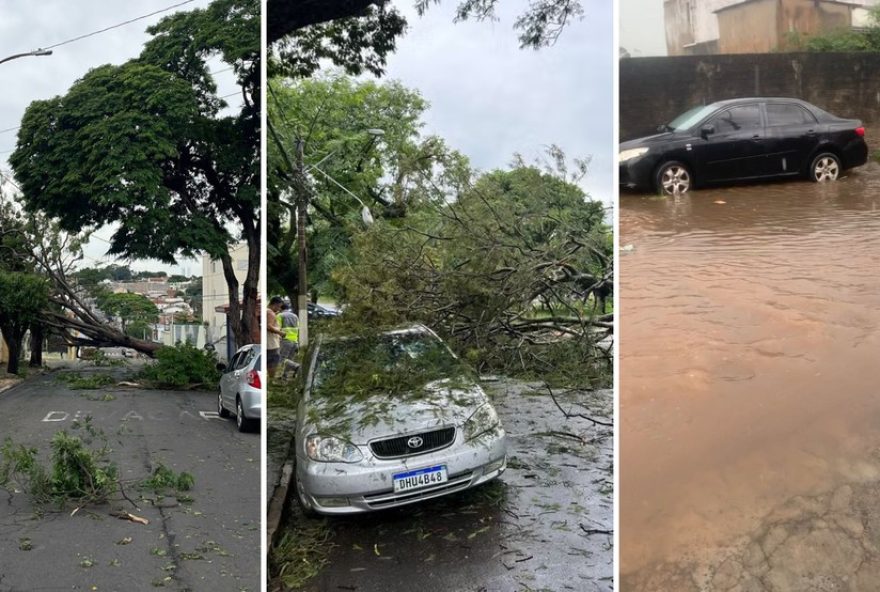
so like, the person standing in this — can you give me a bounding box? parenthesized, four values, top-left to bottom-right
(266, 296, 285, 378)
(278, 303, 299, 360)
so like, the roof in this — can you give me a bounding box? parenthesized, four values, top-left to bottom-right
(714, 0, 863, 12)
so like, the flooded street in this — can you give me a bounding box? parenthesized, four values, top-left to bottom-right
(271, 380, 612, 592)
(620, 163, 880, 590)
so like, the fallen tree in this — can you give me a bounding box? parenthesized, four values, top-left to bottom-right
(332, 164, 613, 387)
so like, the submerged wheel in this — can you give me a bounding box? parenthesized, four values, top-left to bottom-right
(655, 161, 692, 195)
(218, 392, 231, 418)
(810, 152, 841, 182)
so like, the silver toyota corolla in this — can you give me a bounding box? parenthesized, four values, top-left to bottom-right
(218, 343, 262, 433)
(294, 325, 507, 515)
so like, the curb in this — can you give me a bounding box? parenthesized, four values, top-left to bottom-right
(266, 459, 295, 550)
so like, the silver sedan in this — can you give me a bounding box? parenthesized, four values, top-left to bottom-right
(294, 325, 507, 515)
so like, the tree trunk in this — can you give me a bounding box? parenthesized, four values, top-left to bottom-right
(29, 323, 43, 368)
(4, 333, 21, 375)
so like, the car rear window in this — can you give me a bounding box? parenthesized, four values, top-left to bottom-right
(766, 103, 816, 126)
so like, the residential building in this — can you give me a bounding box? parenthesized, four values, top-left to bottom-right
(202, 242, 251, 360)
(665, 0, 879, 55)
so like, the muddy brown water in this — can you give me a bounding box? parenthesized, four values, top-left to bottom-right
(620, 163, 880, 589)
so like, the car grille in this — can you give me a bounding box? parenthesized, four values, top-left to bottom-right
(369, 427, 456, 459)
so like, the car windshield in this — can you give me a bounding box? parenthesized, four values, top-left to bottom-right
(312, 331, 471, 400)
(666, 105, 717, 131)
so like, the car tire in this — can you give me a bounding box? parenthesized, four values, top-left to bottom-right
(218, 392, 231, 419)
(236, 397, 256, 433)
(809, 152, 841, 182)
(655, 161, 692, 195)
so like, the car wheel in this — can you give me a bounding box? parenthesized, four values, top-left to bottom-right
(218, 392, 231, 419)
(236, 397, 256, 433)
(810, 152, 841, 182)
(655, 161, 692, 195)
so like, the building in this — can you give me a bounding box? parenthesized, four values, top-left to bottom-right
(665, 0, 879, 55)
(202, 242, 251, 360)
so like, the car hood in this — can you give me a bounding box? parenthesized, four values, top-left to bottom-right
(620, 131, 688, 150)
(307, 377, 489, 444)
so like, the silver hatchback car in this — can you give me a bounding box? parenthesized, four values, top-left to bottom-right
(218, 344, 262, 432)
(295, 325, 507, 515)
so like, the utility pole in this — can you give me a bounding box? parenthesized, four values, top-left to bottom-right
(295, 138, 309, 348)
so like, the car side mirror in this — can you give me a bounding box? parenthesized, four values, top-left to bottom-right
(216, 362, 227, 372)
(701, 124, 715, 139)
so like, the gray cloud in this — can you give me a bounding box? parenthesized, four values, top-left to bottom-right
(620, 0, 666, 57)
(380, 0, 613, 203)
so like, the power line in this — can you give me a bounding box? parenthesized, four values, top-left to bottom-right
(42, 0, 199, 51)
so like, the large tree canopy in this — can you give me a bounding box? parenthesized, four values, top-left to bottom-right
(267, 75, 469, 301)
(269, 0, 584, 77)
(11, 0, 260, 348)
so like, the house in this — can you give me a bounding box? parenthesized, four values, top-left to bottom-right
(665, 0, 878, 55)
(202, 242, 251, 360)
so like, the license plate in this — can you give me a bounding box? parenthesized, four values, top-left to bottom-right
(392, 465, 448, 493)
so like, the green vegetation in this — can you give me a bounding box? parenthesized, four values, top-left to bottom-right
(0, 420, 117, 505)
(10, 0, 260, 351)
(798, 7, 880, 51)
(0, 272, 49, 375)
(57, 372, 116, 390)
(270, 519, 335, 590)
(140, 463, 195, 493)
(139, 343, 221, 389)
(94, 292, 159, 335)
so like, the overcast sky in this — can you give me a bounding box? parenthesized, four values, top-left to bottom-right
(620, 0, 666, 57)
(0, 0, 220, 276)
(381, 0, 613, 203)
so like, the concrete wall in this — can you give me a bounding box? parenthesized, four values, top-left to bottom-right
(620, 52, 880, 140)
(665, 0, 724, 55)
(202, 242, 249, 358)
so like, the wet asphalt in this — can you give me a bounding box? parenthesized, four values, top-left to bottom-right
(276, 379, 613, 592)
(0, 370, 260, 592)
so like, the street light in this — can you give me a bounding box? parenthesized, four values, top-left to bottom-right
(293, 127, 385, 348)
(0, 49, 52, 66)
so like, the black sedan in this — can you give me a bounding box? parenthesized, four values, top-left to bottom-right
(620, 98, 868, 195)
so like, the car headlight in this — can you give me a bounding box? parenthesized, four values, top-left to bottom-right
(305, 434, 364, 463)
(464, 403, 502, 441)
(619, 147, 649, 163)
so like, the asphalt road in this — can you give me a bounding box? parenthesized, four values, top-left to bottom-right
(0, 370, 260, 592)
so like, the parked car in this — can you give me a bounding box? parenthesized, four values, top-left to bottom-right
(308, 302, 340, 320)
(294, 325, 507, 515)
(620, 98, 868, 195)
(218, 343, 261, 432)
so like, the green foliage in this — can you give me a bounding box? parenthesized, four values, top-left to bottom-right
(805, 7, 880, 51)
(0, 272, 49, 374)
(57, 372, 116, 390)
(49, 430, 118, 502)
(268, 75, 470, 300)
(332, 165, 611, 387)
(139, 342, 221, 389)
(11, 0, 259, 348)
(140, 463, 195, 492)
(0, 420, 117, 505)
(95, 292, 159, 333)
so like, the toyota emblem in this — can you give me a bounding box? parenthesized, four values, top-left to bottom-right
(406, 436, 424, 449)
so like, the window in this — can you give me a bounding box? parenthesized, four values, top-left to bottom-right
(766, 103, 816, 127)
(710, 105, 762, 133)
